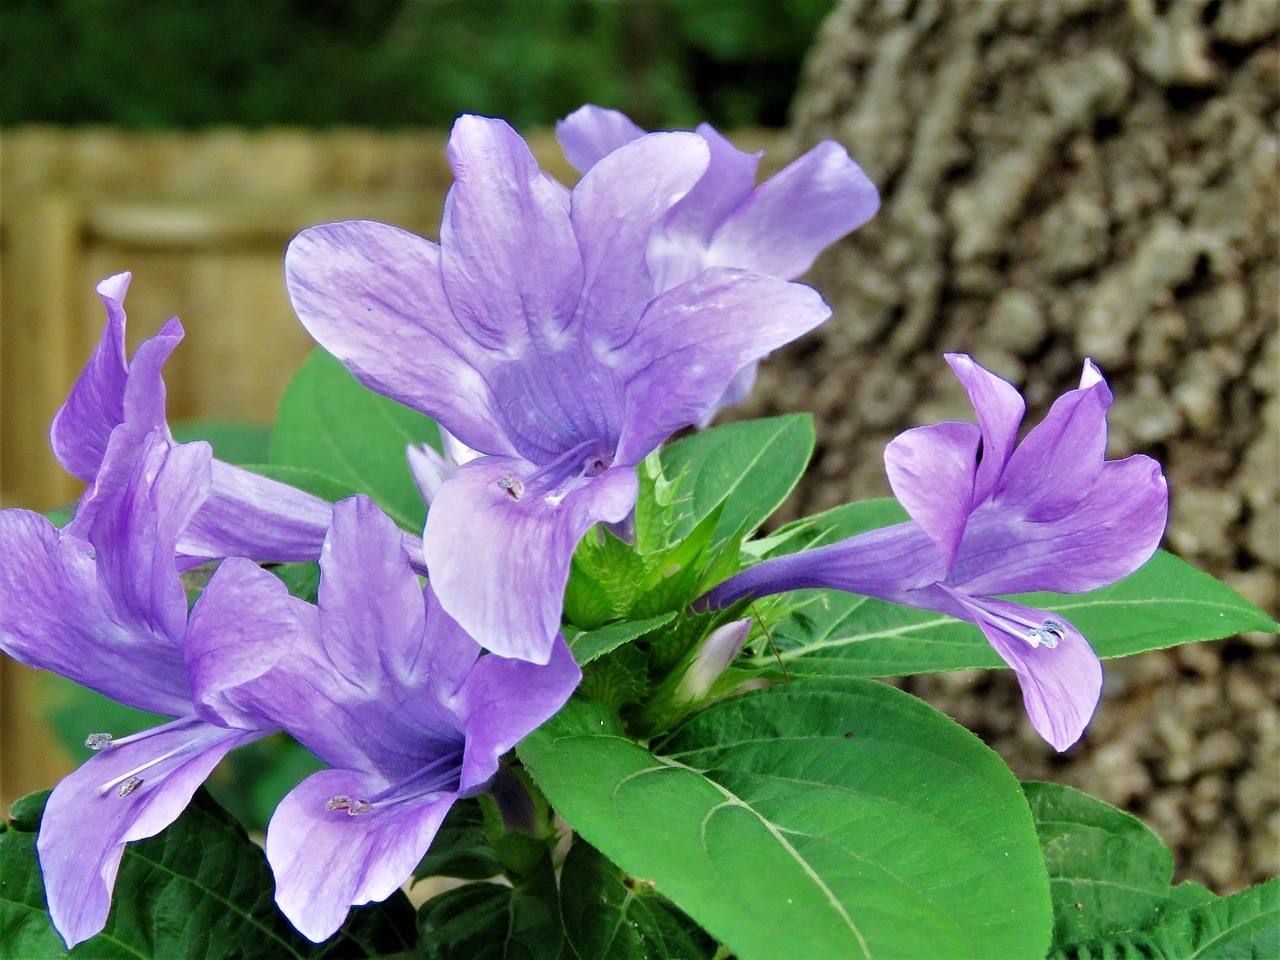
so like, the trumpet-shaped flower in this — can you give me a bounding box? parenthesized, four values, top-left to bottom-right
(183, 496, 581, 941)
(51, 272, 341, 567)
(0, 431, 277, 947)
(286, 114, 839, 663)
(698, 355, 1169, 751)
(557, 104, 879, 415)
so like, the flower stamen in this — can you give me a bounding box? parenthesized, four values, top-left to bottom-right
(325, 796, 372, 816)
(1025, 618, 1066, 649)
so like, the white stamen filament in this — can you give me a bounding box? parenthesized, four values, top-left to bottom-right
(97, 742, 190, 798)
(323, 751, 463, 817)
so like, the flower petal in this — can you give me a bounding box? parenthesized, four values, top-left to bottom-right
(0, 508, 191, 716)
(451, 634, 581, 794)
(951, 455, 1169, 596)
(704, 141, 879, 280)
(424, 456, 639, 663)
(570, 130, 710, 346)
(267, 769, 456, 943)
(649, 124, 761, 290)
(556, 104, 646, 173)
(934, 588, 1102, 751)
(37, 719, 259, 948)
(613, 268, 831, 464)
(285, 220, 516, 457)
(81, 431, 208, 647)
(884, 421, 980, 568)
(178, 460, 334, 564)
(187, 552, 461, 778)
(944, 354, 1026, 505)
(50, 274, 180, 483)
(441, 115, 582, 349)
(997, 362, 1114, 521)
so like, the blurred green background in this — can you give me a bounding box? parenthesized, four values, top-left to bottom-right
(1, 0, 836, 129)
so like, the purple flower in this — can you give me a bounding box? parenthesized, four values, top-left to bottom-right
(51, 272, 338, 567)
(0, 431, 275, 947)
(698, 355, 1169, 751)
(286, 114, 839, 663)
(557, 105, 879, 416)
(183, 496, 581, 941)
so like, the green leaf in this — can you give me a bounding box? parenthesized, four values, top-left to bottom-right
(754, 500, 1278, 679)
(314, 895, 416, 960)
(1049, 878, 1279, 960)
(519, 681, 1052, 959)
(0, 789, 414, 959)
(1164, 881, 1219, 912)
(657, 414, 813, 548)
(270, 347, 439, 531)
(171, 419, 271, 465)
(559, 839, 716, 960)
(416, 853, 562, 960)
(1023, 781, 1173, 949)
(243, 463, 361, 504)
(1019, 550, 1279, 657)
(413, 800, 502, 883)
(566, 613, 678, 666)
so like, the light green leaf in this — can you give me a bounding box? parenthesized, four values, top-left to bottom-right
(657, 414, 813, 548)
(754, 500, 1278, 679)
(519, 681, 1052, 959)
(1164, 881, 1219, 912)
(567, 613, 678, 666)
(270, 347, 439, 531)
(1023, 781, 1173, 948)
(416, 854, 562, 960)
(1019, 550, 1279, 657)
(1049, 878, 1278, 959)
(559, 839, 716, 960)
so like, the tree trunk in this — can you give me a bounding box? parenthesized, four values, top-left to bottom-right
(763, 0, 1278, 892)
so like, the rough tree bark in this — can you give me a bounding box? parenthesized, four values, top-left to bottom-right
(751, 0, 1278, 892)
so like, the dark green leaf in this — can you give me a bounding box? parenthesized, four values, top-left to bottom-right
(270, 348, 439, 531)
(416, 853, 561, 960)
(314, 894, 416, 960)
(519, 682, 1052, 959)
(413, 800, 502, 883)
(559, 839, 716, 960)
(2, 788, 313, 958)
(0, 789, 413, 959)
(1050, 878, 1279, 960)
(1023, 781, 1173, 948)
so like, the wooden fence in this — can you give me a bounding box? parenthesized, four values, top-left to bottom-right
(0, 125, 779, 807)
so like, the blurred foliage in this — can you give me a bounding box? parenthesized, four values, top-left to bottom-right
(0, 0, 836, 129)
